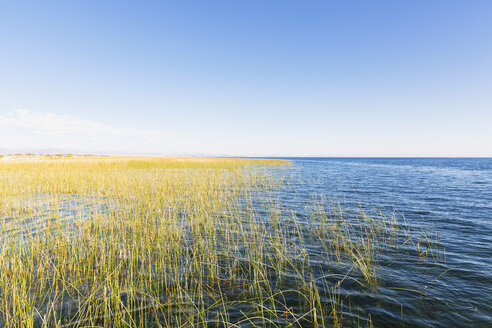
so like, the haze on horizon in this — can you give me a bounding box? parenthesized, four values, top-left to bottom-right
(1, 1, 491, 157)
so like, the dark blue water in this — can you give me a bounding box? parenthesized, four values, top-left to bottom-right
(276, 158, 492, 327)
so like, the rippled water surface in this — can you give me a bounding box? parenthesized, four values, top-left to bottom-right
(2, 158, 491, 327)
(274, 157, 492, 327)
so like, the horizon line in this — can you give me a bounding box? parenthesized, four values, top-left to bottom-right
(0, 152, 490, 159)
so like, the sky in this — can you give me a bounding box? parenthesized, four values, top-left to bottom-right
(1, 0, 491, 157)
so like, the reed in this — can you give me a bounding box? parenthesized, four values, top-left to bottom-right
(0, 156, 439, 327)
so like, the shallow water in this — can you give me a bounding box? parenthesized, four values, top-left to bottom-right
(1, 194, 113, 242)
(2, 158, 491, 327)
(274, 157, 492, 327)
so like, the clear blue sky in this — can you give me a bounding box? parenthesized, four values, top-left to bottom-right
(1, 0, 491, 156)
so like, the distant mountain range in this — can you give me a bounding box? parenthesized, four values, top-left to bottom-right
(0, 147, 231, 157)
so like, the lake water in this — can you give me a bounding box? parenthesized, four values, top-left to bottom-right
(2, 157, 491, 327)
(274, 157, 492, 327)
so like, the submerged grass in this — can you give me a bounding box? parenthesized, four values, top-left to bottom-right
(0, 156, 440, 327)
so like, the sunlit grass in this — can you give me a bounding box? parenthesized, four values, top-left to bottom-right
(0, 156, 439, 327)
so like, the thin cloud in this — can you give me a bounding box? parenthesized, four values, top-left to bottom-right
(0, 109, 163, 142)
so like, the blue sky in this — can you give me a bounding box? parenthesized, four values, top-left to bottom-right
(1, 1, 491, 156)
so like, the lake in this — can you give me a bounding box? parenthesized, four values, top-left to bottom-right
(1, 157, 490, 327)
(271, 157, 492, 327)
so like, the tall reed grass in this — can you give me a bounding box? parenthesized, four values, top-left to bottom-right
(0, 156, 438, 327)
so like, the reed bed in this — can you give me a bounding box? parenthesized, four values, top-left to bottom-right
(0, 156, 438, 327)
